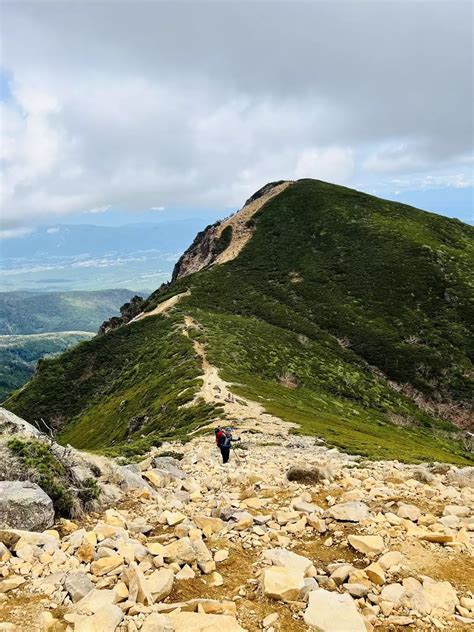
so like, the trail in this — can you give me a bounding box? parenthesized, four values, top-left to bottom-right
(182, 315, 297, 436)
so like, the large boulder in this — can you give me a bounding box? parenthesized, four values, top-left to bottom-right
(327, 502, 370, 522)
(303, 589, 366, 631)
(0, 481, 54, 531)
(286, 466, 334, 484)
(263, 548, 314, 576)
(262, 566, 305, 602)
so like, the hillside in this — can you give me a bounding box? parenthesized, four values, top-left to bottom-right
(0, 289, 138, 334)
(5, 180, 474, 463)
(0, 332, 94, 401)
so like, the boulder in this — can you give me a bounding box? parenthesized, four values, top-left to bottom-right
(409, 578, 459, 615)
(348, 535, 384, 556)
(263, 548, 313, 576)
(0, 481, 54, 531)
(303, 588, 366, 632)
(168, 612, 247, 631)
(262, 566, 305, 602)
(141, 613, 174, 632)
(153, 457, 186, 480)
(327, 502, 370, 523)
(286, 466, 334, 484)
(63, 572, 94, 603)
(396, 503, 421, 522)
(90, 554, 124, 576)
(74, 604, 123, 632)
(163, 537, 196, 564)
(147, 568, 174, 601)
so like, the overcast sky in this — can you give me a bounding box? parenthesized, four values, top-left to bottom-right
(1, 0, 473, 235)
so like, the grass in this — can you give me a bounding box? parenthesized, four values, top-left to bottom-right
(5, 179, 473, 464)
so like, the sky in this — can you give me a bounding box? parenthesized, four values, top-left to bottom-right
(1, 0, 473, 237)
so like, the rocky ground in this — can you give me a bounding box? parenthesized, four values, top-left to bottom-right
(0, 418, 473, 632)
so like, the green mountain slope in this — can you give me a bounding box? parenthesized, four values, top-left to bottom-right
(5, 180, 473, 463)
(0, 289, 139, 335)
(0, 332, 94, 401)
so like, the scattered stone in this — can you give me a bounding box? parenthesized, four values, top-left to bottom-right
(303, 588, 366, 632)
(348, 534, 384, 556)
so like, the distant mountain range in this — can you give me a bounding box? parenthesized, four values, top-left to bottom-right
(0, 219, 210, 292)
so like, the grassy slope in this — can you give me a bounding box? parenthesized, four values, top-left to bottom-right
(6, 180, 473, 463)
(0, 289, 138, 335)
(0, 332, 94, 402)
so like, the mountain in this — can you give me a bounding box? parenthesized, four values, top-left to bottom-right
(0, 219, 209, 292)
(0, 332, 94, 401)
(5, 180, 473, 464)
(0, 289, 139, 334)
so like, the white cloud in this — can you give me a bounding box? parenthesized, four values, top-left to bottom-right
(46, 227, 60, 234)
(150, 206, 166, 211)
(0, 1, 472, 231)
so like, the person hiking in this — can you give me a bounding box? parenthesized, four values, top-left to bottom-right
(217, 426, 240, 464)
(215, 425, 225, 446)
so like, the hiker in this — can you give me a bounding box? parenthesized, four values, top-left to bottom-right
(217, 426, 240, 464)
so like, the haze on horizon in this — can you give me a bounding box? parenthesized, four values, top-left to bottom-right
(1, 0, 473, 238)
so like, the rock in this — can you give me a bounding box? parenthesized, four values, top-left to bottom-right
(163, 537, 196, 564)
(397, 503, 421, 522)
(232, 512, 253, 531)
(287, 466, 334, 484)
(262, 613, 279, 628)
(0, 576, 26, 593)
(143, 469, 171, 488)
(141, 613, 174, 632)
(303, 588, 366, 632)
(127, 563, 154, 605)
(365, 562, 385, 585)
(168, 612, 247, 631)
(90, 554, 124, 576)
(74, 604, 123, 632)
(344, 583, 369, 598)
(327, 502, 370, 522)
(443, 505, 470, 517)
(0, 481, 54, 531)
(176, 564, 195, 580)
(348, 534, 384, 556)
(381, 583, 405, 604)
(409, 578, 459, 615)
(64, 572, 94, 603)
(419, 532, 455, 544)
(147, 568, 174, 601)
(75, 589, 117, 615)
(378, 551, 403, 571)
(329, 564, 354, 586)
(115, 466, 154, 494)
(209, 571, 223, 587)
(214, 549, 228, 562)
(263, 548, 313, 576)
(262, 566, 305, 602)
(153, 457, 186, 480)
(412, 469, 435, 484)
(194, 515, 225, 534)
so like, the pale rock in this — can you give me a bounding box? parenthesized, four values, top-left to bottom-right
(90, 554, 123, 576)
(329, 564, 354, 586)
(147, 568, 174, 601)
(443, 505, 470, 517)
(0, 576, 26, 592)
(126, 563, 154, 605)
(292, 500, 323, 515)
(419, 532, 455, 544)
(0, 542, 11, 562)
(75, 589, 117, 615)
(344, 583, 369, 598)
(380, 600, 394, 616)
(396, 503, 421, 522)
(63, 572, 94, 603)
(0, 481, 54, 531)
(327, 502, 370, 522)
(209, 571, 223, 587)
(381, 583, 405, 604)
(147, 541, 167, 556)
(143, 469, 171, 488)
(409, 578, 458, 615)
(163, 537, 196, 564)
(168, 611, 246, 631)
(262, 566, 305, 602)
(378, 551, 403, 571)
(194, 515, 225, 534)
(214, 549, 229, 563)
(365, 562, 385, 585)
(262, 612, 279, 628)
(263, 548, 313, 576)
(74, 604, 123, 632)
(162, 510, 186, 527)
(176, 564, 195, 580)
(303, 588, 366, 632)
(141, 613, 174, 632)
(348, 535, 384, 556)
(402, 577, 422, 596)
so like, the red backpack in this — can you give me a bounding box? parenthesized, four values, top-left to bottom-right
(215, 428, 225, 446)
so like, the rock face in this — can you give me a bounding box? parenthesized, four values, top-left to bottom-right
(303, 589, 367, 632)
(0, 481, 54, 531)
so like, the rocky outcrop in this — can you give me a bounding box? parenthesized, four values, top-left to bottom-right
(172, 181, 293, 281)
(0, 481, 54, 531)
(98, 295, 144, 335)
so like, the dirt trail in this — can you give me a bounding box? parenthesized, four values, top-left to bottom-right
(183, 315, 296, 436)
(129, 290, 191, 324)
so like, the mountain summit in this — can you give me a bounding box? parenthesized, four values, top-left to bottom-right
(5, 179, 473, 463)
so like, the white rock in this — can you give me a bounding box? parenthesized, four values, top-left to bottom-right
(262, 566, 305, 602)
(303, 588, 366, 632)
(327, 502, 370, 522)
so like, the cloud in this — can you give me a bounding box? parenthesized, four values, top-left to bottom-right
(1, 1, 472, 231)
(88, 205, 111, 214)
(150, 206, 166, 211)
(46, 227, 60, 234)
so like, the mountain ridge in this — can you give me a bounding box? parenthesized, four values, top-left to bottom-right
(5, 179, 473, 463)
